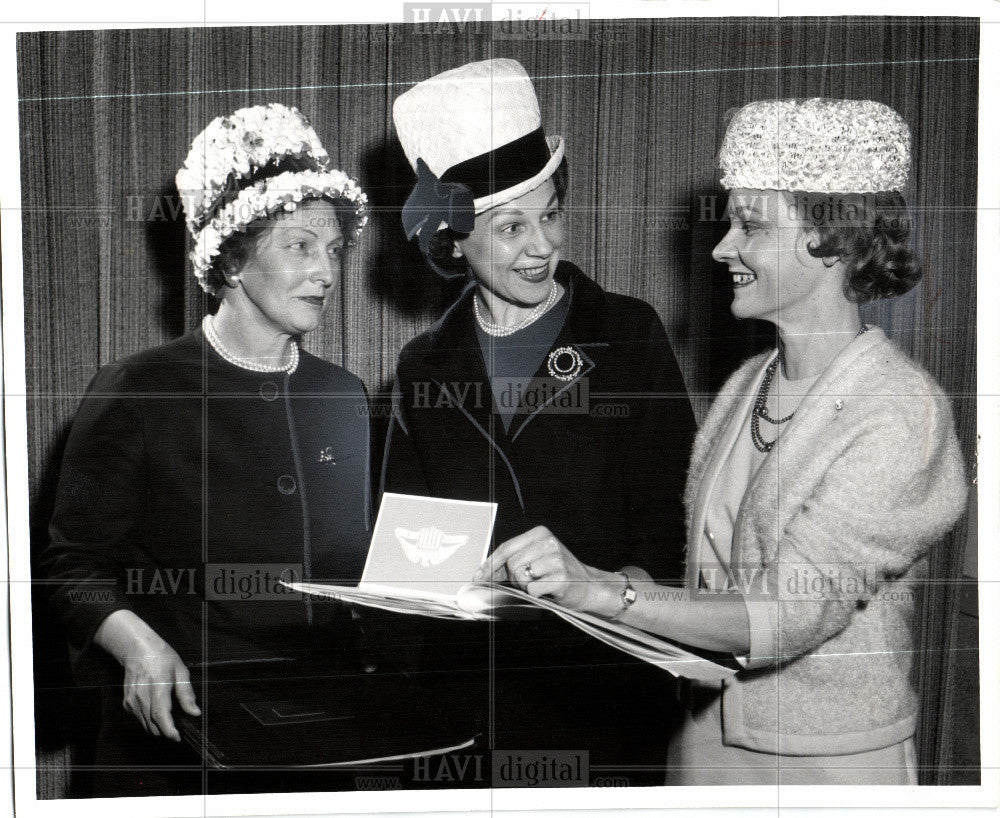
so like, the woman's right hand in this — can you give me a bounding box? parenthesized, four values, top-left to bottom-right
(476, 526, 622, 616)
(93, 609, 201, 741)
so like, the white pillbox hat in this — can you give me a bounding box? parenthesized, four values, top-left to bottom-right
(719, 98, 911, 193)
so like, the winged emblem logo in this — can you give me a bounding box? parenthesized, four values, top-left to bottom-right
(394, 527, 469, 567)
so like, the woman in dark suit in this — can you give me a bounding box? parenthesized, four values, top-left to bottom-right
(41, 103, 371, 796)
(381, 59, 695, 785)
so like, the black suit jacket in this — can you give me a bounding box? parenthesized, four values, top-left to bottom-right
(380, 262, 695, 769)
(383, 261, 694, 580)
(42, 329, 372, 667)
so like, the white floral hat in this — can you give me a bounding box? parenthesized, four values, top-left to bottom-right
(176, 103, 369, 292)
(392, 59, 564, 269)
(719, 98, 910, 193)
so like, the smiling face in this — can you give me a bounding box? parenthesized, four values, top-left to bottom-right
(232, 198, 344, 337)
(711, 188, 849, 329)
(457, 179, 565, 310)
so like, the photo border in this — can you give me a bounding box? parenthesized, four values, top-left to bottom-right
(1, 2, 996, 816)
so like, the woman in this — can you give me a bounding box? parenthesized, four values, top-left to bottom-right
(485, 98, 968, 785)
(41, 103, 370, 795)
(382, 59, 696, 784)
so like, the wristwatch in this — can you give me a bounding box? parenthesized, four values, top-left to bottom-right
(610, 570, 637, 620)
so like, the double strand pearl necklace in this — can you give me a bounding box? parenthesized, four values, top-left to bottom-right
(750, 324, 868, 453)
(202, 315, 299, 374)
(473, 281, 559, 337)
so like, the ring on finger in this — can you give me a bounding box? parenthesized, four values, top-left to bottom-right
(523, 563, 537, 581)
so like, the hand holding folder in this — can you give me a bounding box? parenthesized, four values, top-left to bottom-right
(288, 493, 736, 683)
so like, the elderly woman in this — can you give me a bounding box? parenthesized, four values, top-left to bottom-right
(41, 103, 370, 796)
(382, 59, 696, 784)
(487, 99, 968, 785)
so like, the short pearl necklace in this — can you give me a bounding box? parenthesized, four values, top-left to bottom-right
(202, 315, 299, 374)
(473, 282, 559, 337)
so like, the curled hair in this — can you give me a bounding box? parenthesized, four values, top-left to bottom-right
(426, 158, 569, 278)
(791, 191, 922, 303)
(205, 195, 363, 296)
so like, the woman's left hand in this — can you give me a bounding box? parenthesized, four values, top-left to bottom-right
(474, 526, 614, 614)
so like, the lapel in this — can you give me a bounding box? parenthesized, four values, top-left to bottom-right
(420, 281, 496, 435)
(412, 263, 627, 505)
(729, 327, 887, 568)
(417, 282, 530, 506)
(686, 351, 775, 587)
(508, 267, 599, 441)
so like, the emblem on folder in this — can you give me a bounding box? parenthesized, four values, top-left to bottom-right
(395, 527, 469, 567)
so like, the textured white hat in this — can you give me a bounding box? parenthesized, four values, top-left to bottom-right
(393, 58, 564, 220)
(176, 103, 368, 292)
(719, 98, 910, 193)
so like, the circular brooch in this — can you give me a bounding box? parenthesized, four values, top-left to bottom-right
(547, 346, 584, 382)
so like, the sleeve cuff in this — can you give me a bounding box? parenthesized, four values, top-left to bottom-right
(68, 599, 131, 654)
(734, 595, 778, 670)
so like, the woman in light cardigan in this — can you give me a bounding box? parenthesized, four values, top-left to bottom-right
(482, 98, 968, 785)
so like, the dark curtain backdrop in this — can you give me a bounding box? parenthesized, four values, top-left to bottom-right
(17, 17, 978, 796)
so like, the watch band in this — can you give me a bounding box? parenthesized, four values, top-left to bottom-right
(609, 570, 637, 620)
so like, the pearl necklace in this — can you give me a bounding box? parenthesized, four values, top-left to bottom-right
(750, 324, 868, 453)
(202, 315, 299, 374)
(473, 282, 559, 337)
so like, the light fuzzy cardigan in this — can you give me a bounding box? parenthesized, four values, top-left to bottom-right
(684, 327, 967, 755)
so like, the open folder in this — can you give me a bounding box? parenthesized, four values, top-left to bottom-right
(287, 493, 737, 683)
(177, 657, 481, 771)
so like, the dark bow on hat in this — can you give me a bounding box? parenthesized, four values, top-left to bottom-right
(402, 158, 475, 254)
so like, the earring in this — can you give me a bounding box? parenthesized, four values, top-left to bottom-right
(452, 244, 463, 259)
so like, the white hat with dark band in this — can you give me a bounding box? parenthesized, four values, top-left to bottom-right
(393, 59, 564, 257)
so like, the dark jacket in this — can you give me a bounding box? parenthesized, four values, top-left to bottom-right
(383, 261, 694, 579)
(42, 329, 371, 667)
(380, 262, 695, 771)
